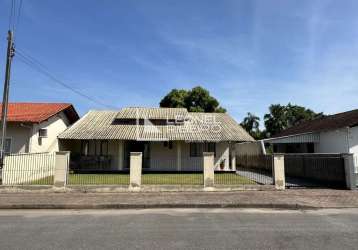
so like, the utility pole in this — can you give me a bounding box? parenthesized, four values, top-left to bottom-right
(0, 30, 15, 169)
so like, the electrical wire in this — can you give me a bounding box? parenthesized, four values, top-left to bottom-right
(8, 0, 15, 31)
(15, 49, 118, 110)
(14, 0, 23, 38)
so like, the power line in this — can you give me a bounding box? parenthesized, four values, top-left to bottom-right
(15, 50, 118, 109)
(8, 0, 14, 30)
(14, 0, 23, 38)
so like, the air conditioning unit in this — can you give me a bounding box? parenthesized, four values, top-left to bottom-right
(38, 128, 48, 138)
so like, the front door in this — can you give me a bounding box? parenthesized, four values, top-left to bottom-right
(124, 141, 150, 168)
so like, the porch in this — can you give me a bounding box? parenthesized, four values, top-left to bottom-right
(59, 139, 237, 172)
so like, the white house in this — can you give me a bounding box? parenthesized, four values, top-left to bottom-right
(0, 103, 79, 154)
(58, 107, 254, 172)
(265, 109, 358, 169)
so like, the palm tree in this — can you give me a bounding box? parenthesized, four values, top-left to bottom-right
(241, 112, 260, 138)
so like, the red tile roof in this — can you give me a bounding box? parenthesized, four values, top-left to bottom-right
(273, 109, 358, 137)
(0, 103, 79, 124)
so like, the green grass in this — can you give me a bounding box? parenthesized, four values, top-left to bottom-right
(66, 173, 256, 185)
(28, 176, 54, 185)
(68, 173, 130, 185)
(142, 173, 204, 185)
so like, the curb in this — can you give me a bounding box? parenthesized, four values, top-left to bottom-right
(0, 203, 318, 210)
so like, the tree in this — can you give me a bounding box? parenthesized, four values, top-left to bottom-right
(159, 89, 188, 108)
(264, 103, 323, 137)
(160, 86, 226, 113)
(240, 112, 261, 139)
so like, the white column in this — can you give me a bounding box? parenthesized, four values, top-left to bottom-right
(54, 151, 70, 187)
(203, 152, 215, 188)
(177, 141, 182, 171)
(343, 153, 356, 190)
(129, 152, 142, 190)
(273, 154, 285, 190)
(231, 153, 236, 171)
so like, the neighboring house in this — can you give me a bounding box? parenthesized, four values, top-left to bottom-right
(58, 107, 253, 171)
(264, 109, 358, 168)
(0, 103, 79, 154)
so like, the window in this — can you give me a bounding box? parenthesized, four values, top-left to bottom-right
(100, 140, 109, 156)
(206, 142, 216, 157)
(38, 129, 48, 138)
(0, 138, 11, 155)
(190, 142, 216, 157)
(190, 143, 202, 157)
(163, 141, 173, 149)
(81, 140, 90, 156)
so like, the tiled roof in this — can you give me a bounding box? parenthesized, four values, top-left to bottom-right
(273, 109, 358, 137)
(116, 107, 188, 120)
(0, 103, 79, 124)
(59, 108, 254, 142)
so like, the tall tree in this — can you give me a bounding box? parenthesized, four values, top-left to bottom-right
(264, 103, 323, 137)
(160, 86, 226, 113)
(241, 112, 261, 139)
(159, 89, 188, 108)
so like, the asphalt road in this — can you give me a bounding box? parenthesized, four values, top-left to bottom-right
(0, 208, 358, 250)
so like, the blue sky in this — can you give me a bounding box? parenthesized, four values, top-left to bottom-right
(0, 0, 357, 125)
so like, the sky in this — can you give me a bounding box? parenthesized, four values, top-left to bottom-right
(0, 0, 357, 126)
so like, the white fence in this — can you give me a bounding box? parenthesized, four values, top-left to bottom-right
(2, 152, 55, 185)
(354, 155, 358, 186)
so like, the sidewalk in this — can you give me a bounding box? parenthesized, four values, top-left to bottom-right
(0, 189, 357, 209)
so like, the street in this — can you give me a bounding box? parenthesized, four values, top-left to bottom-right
(0, 209, 357, 249)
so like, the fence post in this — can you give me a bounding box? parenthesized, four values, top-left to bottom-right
(54, 151, 70, 187)
(129, 152, 142, 190)
(273, 154, 285, 190)
(343, 153, 356, 190)
(203, 152, 215, 189)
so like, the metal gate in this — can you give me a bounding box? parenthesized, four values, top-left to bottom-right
(284, 154, 346, 188)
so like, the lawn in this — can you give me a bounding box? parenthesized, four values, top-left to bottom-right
(66, 172, 256, 185)
(26, 176, 54, 185)
(68, 173, 130, 185)
(27, 173, 256, 185)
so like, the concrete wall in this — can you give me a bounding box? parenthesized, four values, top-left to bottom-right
(215, 141, 230, 170)
(348, 126, 358, 172)
(4, 122, 31, 153)
(316, 128, 349, 153)
(236, 141, 263, 156)
(348, 126, 358, 154)
(30, 112, 70, 153)
(123, 140, 231, 171)
(149, 141, 178, 171)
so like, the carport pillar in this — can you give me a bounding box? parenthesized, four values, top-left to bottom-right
(54, 151, 70, 187)
(343, 153, 356, 190)
(273, 154, 285, 190)
(118, 141, 124, 170)
(129, 152, 142, 190)
(230, 144, 236, 171)
(203, 152, 215, 189)
(177, 141, 182, 171)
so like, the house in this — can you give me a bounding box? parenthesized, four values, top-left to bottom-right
(0, 103, 79, 154)
(58, 107, 254, 171)
(264, 109, 358, 161)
